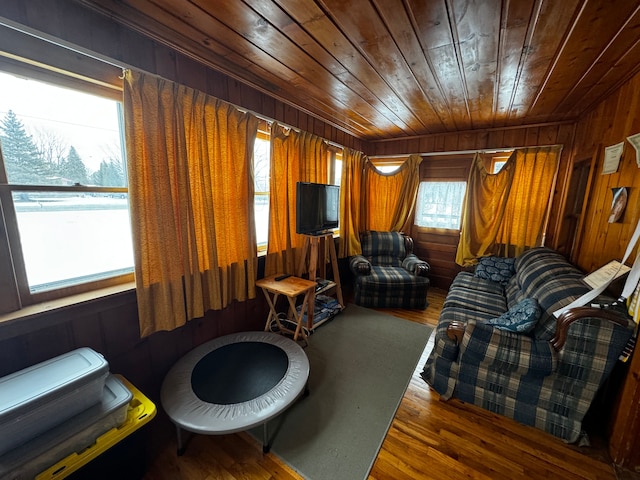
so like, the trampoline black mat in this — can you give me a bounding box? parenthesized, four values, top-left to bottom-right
(191, 341, 289, 405)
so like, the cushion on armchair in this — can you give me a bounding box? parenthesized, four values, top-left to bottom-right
(360, 230, 406, 267)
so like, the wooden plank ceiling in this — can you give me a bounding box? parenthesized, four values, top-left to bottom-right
(76, 0, 640, 141)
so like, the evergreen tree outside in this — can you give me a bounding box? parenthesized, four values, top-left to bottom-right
(91, 157, 125, 187)
(60, 146, 89, 185)
(0, 110, 49, 184)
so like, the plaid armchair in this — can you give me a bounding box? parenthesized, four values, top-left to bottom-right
(349, 231, 430, 309)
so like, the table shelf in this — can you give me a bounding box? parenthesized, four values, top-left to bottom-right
(256, 275, 316, 342)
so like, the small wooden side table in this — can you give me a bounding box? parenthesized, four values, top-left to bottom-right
(256, 275, 317, 341)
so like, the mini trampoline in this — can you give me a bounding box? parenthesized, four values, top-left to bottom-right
(160, 331, 309, 454)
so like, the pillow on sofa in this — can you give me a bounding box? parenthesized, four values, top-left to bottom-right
(475, 256, 516, 285)
(486, 298, 541, 333)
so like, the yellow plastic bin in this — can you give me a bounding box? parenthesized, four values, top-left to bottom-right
(36, 375, 156, 480)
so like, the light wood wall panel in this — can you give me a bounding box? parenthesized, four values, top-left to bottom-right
(572, 71, 640, 272)
(569, 69, 640, 470)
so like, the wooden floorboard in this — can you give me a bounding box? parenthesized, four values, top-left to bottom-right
(141, 288, 640, 480)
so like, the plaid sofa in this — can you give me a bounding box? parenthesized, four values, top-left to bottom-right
(421, 247, 634, 443)
(349, 231, 430, 309)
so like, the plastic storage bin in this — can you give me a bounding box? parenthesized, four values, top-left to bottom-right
(38, 375, 157, 480)
(0, 374, 132, 480)
(0, 347, 109, 455)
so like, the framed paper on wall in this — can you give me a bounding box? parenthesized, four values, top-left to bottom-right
(628, 132, 640, 168)
(602, 142, 624, 174)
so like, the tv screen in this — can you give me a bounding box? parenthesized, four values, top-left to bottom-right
(296, 182, 340, 235)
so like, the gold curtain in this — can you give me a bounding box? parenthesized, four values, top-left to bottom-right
(456, 146, 561, 266)
(456, 153, 515, 266)
(123, 70, 259, 337)
(265, 123, 329, 276)
(338, 148, 367, 257)
(497, 146, 561, 257)
(363, 154, 423, 232)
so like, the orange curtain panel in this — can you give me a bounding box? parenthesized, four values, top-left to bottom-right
(265, 123, 329, 277)
(456, 146, 561, 266)
(363, 154, 423, 232)
(338, 148, 367, 257)
(123, 69, 258, 337)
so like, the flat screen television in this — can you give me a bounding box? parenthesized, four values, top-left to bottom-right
(296, 181, 340, 235)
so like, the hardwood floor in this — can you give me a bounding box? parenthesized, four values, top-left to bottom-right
(141, 288, 639, 480)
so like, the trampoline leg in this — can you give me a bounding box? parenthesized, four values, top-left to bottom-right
(263, 422, 271, 453)
(176, 425, 186, 456)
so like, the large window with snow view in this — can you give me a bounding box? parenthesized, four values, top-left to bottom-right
(0, 70, 133, 301)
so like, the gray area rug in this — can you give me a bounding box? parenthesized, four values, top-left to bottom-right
(251, 304, 433, 480)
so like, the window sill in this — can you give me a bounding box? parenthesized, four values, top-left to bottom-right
(0, 281, 136, 341)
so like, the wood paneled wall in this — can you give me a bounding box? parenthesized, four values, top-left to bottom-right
(0, 290, 268, 404)
(571, 72, 640, 272)
(568, 69, 640, 470)
(368, 122, 577, 285)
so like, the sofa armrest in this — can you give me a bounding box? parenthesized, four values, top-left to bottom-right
(349, 255, 371, 275)
(551, 306, 631, 351)
(446, 320, 465, 344)
(457, 320, 557, 377)
(402, 254, 430, 277)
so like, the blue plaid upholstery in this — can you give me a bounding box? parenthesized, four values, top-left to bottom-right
(450, 271, 505, 296)
(422, 247, 634, 443)
(350, 231, 430, 309)
(443, 288, 507, 316)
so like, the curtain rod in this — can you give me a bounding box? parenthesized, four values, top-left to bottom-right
(245, 109, 345, 150)
(368, 144, 563, 160)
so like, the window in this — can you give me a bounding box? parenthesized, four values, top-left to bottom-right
(370, 158, 401, 174)
(0, 70, 132, 304)
(491, 155, 511, 173)
(253, 130, 270, 251)
(415, 181, 466, 230)
(331, 149, 342, 186)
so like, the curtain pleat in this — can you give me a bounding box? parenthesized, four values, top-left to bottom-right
(264, 123, 328, 277)
(364, 154, 423, 232)
(456, 153, 515, 266)
(497, 146, 561, 257)
(338, 148, 367, 257)
(124, 70, 258, 337)
(456, 146, 561, 266)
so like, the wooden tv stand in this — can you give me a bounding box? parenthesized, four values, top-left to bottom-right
(296, 233, 344, 330)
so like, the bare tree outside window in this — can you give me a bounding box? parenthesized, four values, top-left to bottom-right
(415, 181, 466, 230)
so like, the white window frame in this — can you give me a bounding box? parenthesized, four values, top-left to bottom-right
(0, 53, 131, 309)
(415, 180, 467, 231)
(253, 128, 270, 253)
